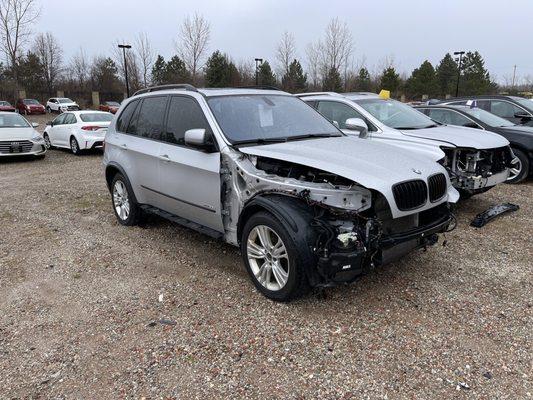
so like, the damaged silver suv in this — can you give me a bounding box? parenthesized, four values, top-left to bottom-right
(103, 85, 458, 301)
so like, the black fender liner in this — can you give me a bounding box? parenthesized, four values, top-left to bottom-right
(238, 194, 322, 286)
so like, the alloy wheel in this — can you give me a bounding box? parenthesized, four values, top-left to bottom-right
(247, 225, 289, 291)
(44, 134, 51, 149)
(507, 158, 522, 181)
(70, 138, 78, 154)
(113, 180, 130, 221)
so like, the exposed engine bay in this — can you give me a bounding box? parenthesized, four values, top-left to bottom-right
(221, 152, 454, 287)
(440, 146, 513, 191)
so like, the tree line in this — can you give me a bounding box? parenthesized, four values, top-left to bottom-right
(0, 0, 528, 105)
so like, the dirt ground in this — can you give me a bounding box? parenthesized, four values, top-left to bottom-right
(1, 114, 531, 399)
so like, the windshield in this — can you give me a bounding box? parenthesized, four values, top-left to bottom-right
(511, 97, 533, 112)
(207, 94, 341, 144)
(0, 101, 11, 106)
(357, 99, 437, 129)
(58, 98, 74, 104)
(24, 99, 39, 105)
(0, 113, 30, 128)
(462, 107, 515, 127)
(80, 113, 114, 122)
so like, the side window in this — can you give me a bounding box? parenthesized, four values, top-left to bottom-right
(134, 96, 168, 140)
(64, 114, 76, 124)
(53, 114, 66, 125)
(428, 109, 473, 126)
(489, 100, 522, 119)
(317, 101, 376, 131)
(116, 100, 139, 133)
(163, 96, 212, 146)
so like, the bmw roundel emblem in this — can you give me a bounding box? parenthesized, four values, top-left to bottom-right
(412, 168, 422, 175)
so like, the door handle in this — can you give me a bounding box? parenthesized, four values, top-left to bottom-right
(159, 154, 171, 162)
(120, 143, 128, 150)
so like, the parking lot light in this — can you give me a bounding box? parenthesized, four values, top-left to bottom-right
(454, 51, 466, 97)
(118, 44, 132, 97)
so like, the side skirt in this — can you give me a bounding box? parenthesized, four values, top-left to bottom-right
(139, 205, 224, 240)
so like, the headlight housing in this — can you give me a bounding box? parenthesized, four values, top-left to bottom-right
(31, 134, 44, 143)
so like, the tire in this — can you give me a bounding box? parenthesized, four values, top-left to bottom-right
(43, 133, 53, 149)
(46, 106, 51, 113)
(110, 173, 140, 226)
(70, 136, 81, 155)
(507, 148, 529, 184)
(241, 211, 310, 302)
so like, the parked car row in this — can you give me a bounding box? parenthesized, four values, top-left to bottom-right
(4, 85, 529, 301)
(0, 97, 122, 115)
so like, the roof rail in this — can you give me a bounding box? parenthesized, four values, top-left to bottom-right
(235, 85, 281, 91)
(295, 92, 343, 98)
(133, 84, 198, 96)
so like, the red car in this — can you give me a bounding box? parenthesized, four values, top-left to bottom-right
(99, 101, 121, 114)
(16, 98, 46, 115)
(0, 101, 16, 112)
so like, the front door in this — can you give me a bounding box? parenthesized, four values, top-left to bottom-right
(156, 95, 223, 232)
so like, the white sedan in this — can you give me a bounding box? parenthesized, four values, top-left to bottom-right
(43, 111, 113, 155)
(0, 111, 46, 158)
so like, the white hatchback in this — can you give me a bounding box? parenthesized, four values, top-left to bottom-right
(43, 111, 114, 154)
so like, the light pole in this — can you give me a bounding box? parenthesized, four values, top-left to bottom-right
(255, 58, 263, 85)
(118, 44, 132, 97)
(454, 51, 465, 97)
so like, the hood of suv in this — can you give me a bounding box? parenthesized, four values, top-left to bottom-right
(240, 136, 457, 218)
(399, 125, 509, 149)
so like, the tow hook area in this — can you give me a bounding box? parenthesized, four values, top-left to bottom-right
(470, 203, 520, 228)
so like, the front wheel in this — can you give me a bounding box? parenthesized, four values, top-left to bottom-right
(43, 133, 52, 149)
(507, 148, 529, 183)
(46, 106, 51, 113)
(111, 173, 140, 226)
(241, 211, 310, 302)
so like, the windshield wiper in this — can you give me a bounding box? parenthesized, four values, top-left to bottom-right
(396, 124, 438, 130)
(233, 137, 288, 146)
(285, 133, 341, 141)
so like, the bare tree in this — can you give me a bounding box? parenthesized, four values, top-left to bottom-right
(69, 48, 89, 91)
(305, 42, 322, 89)
(135, 32, 155, 87)
(276, 31, 296, 77)
(0, 0, 40, 83)
(176, 13, 210, 84)
(322, 17, 353, 73)
(33, 32, 62, 95)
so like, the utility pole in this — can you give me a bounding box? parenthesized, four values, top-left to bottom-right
(454, 51, 465, 97)
(118, 44, 132, 97)
(254, 58, 263, 86)
(512, 65, 517, 88)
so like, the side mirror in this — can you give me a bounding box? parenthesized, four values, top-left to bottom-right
(46, 121, 53, 126)
(32, 122, 39, 128)
(345, 118, 369, 138)
(184, 128, 215, 151)
(514, 110, 531, 120)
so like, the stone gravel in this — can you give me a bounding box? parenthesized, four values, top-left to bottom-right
(0, 114, 531, 399)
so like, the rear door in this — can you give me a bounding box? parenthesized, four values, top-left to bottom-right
(109, 96, 167, 206)
(156, 95, 224, 232)
(48, 113, 66, 146)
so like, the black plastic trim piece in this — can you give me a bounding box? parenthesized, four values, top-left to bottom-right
(470, 203, 519, 228)
(140, 185, 216, 213)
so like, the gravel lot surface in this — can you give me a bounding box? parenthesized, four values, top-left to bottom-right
(1, 114, 532, 399)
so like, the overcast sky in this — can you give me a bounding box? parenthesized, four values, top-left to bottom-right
(35, 0, 533, 83)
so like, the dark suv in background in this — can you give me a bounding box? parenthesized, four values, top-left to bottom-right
(439, 95, 533, 126)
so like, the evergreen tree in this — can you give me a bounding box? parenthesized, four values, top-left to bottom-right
(228, 61, 241, 86)
(436, 53, 458, 96)
(91, 57, 121, 92)
(356, 67, 372, 91)
(151, 55, 167, 85)
(461, 51, 495, 95)
(18, 52, 45, 96)
(205, 51, 231, 87)
(322, 66, 343, 92)
(281, 59, 307, 93)
(380, 66, 401, 94)
(257, 61, 277, 87)
(165, 55, 190, 83)
(406, 60, 439, 99)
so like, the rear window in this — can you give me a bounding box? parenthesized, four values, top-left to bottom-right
(80, 113, 114, 122)
(23, 99, 39, 105)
